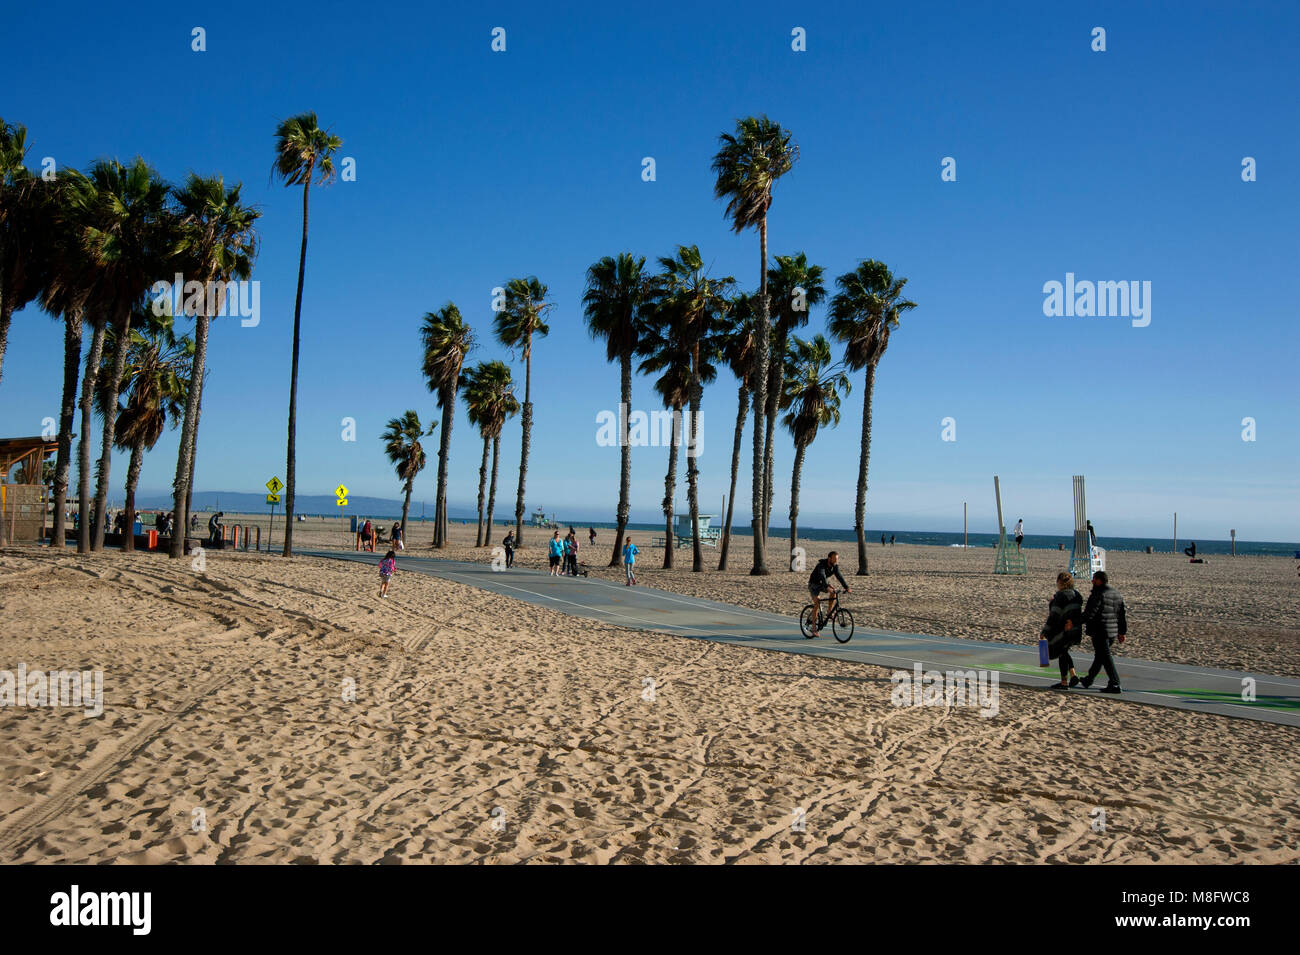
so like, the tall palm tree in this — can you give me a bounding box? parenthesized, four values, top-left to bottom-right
(828, 260, 917, 575)
(420, 304, 475, 547)
(716, 293, 755, 571)
(762, 252, 826, 536)
(168, 175, 260, 558)
(36, 172, 92, 550)
(462, 360, 519, 547)
(273, 112, 342, 558)
(97, 307, 191, 551)
(647, 245, 732, 571)
(0, 118, 47, 392)
(494, 276, 551, 548)
(711, 116, 799, 576)
(382, 410, 434, 539)
(0, 120, 51, 546)
(582, 252, 648, 566)
(780, 334, 849, 564)
(77, 158, 175, 551)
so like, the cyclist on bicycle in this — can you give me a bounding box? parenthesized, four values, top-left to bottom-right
(807, 550, 850, 637)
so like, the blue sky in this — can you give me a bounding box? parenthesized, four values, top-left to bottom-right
(3, 0, 1297, 541)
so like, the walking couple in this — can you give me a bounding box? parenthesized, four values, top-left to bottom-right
(1041, 570, 1128, 693)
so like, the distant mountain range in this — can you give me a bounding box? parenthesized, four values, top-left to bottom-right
(132, 490, 434, 518)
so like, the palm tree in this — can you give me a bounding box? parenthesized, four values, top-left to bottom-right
(35, 172, 93, 550)
(582, 252, 648, 566)
(494, 276, 552, 548)
(762, 253, 826, 536)
(0, 120, 52, 546)
(462, 360, 519, 546)
(273, 112, 342, 558)
(420, 304, 475, 547)
(828, 260, 917, 575)
(168, 175, 260, 558)
(716, 293, 755, 570)
(711, 116, 799, 576)
(97, 307, 191, 551)
(780, 334, 849, 564)
(647, 245, 732, 571)
(77, 158, 175, 551)
(382, 411, 434, 539)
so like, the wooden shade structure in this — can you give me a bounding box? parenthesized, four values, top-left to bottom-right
(0, 436, 59, 544)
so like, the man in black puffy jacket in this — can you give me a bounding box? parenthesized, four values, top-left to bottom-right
(1080, 571, 1127, 693)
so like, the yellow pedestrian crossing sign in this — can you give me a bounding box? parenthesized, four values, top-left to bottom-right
(266, 493, 281, 504)
(266, 476, 283, 494)
(335, 484, 348, 507)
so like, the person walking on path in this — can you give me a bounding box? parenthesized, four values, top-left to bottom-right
(1041, 571, 1084, 689)
(548, 531, 565, 576)
(588, 527, 597, 546)
(566, 531, 580, 576)
(623, 537, 638, 586)
(1014, 518, 1024, 552)
(391, 521, 404, 551)
(503, 530, 515, 568)
(1080, 570, 1127, 693)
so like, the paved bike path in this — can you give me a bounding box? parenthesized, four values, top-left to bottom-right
(305, 551, 1300, 728)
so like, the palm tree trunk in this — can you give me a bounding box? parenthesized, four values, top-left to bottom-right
(170, 314, 209, 558)
(283, 168, 313, 558)
(0, 297, 12, 389)
(475, 435, 489, 546)
(762, 344, 783, 536)
(717, 383, 747, 571)
(662, 404, 680, 570)
(789, 440, 807, 569)
(51, 311, 83, 548)
(750, 216, 770, 575)
(93, 309, 133, 550)
(434, 392, 453, 548)
(77, 319, 107, 553)
(514, 344, 532, 548)
(121, 441, 144, 552)
(610, 352, 633, 567)
(400, 478, 413, 541)
(487, 435, 500, 538)
(854, 364, 876, 575)
(688, 369, 703, 573)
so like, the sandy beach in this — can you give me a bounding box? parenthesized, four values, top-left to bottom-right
(1, 523, 1296, 864)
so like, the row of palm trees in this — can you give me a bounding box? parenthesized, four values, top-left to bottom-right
(0, 117, 258, 553)
(375, 116, 916, 578)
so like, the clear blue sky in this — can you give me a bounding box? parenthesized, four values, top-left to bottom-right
(3, 0, 1297, 541)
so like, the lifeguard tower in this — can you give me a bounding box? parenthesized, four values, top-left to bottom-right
(992, 476, 1027, 574)
(1068, 475, 1106, 579)
(0, 436, 59, 545)
(671, 513, 721, 548)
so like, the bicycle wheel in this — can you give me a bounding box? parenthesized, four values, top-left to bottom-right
(832, 607, 855, 643)
(799, 605, 817, 638)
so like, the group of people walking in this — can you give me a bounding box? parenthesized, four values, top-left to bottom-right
(548, 528, 584, 576)
(1040, 570, 1128, 693)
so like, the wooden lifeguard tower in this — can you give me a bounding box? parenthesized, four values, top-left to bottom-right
(0, 435, 59, 545)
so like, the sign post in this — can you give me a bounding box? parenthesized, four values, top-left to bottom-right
(266, 477, 283, 552)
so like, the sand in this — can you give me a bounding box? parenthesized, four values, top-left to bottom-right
(1, 521, 1297, 864)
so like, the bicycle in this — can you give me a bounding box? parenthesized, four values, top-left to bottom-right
(800, 588, 855, 643)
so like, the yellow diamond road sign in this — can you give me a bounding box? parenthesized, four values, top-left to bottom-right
(336, 484, 348, 506)
(266, 493, 280, 504)
(266, 476, 283, 494)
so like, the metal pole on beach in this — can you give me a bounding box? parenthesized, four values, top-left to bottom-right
(963, 502, 967, 548)
(1173, 512, 1177, 555)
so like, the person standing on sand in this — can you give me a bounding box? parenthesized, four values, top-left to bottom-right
(1042, 571, 1084, 689)
(1079, 570, 1126, 693)
(567, 531, 580, 575)
(623, 537, 638, 585)
(881, 533, 886, 547)
(589, 527, 597, 546)
(379, 550, 396, 598)
(890, 534, 896, 546)
(1014, 518, 1024, 552)
(503, 530, 515, 568)
(391, 521, 404, 551)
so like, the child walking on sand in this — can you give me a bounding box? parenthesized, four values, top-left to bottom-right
(379, 550, 396, 598)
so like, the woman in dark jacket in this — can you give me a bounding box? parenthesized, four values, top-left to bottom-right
(1042, 571, 1084, 689)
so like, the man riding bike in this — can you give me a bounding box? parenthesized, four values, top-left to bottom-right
(807, 550, 850, 638)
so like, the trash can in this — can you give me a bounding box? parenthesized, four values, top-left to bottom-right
(147, 530, 158, 550)
(1145, 546, 1153, 554)
(350, 516, 358, 533)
